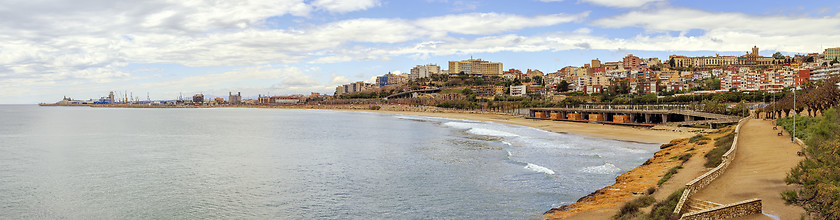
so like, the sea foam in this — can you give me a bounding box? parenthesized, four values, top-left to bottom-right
(442, 121, 476, 129)
(580, 163, 621, 174)
(466, 128, 520, 137)
(524, 163, 556, 175)
(394, 115, 426, 121)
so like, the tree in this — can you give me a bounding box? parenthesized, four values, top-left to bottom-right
(782, 108, 840, 219)
(773, 52, 785, 59)
(557, 80, 570, 92)
(532, 75, 543, 86)
(461, 88, 474, 95)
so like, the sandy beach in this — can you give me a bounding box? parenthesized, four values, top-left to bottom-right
(236, 104, 696, 144)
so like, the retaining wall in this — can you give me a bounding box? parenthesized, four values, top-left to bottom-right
(673, 118, 748, 217)
(681, 199, 762, 220)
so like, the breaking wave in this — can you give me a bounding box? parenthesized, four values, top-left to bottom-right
(524, 163, 556, 175)
(580, 163, 621, 174)
(442, 121, 477, 129)
(466, 128, 520, 137)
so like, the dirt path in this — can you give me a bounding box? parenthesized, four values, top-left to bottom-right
(692, 118, 806, 219)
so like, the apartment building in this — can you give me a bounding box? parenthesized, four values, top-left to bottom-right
(448, 59, 503, 76)
(409, 64, 441, 80)
(376, 72, 409, 87)
(825, 47, 840, 61)
(335, 81, 376, 96)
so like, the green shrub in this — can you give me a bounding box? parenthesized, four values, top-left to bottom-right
(678, 153, 693, 162)
(644, 188, 685, 220)
(688, 135, 710, 143)
(646, 187, 656, 195)
(613, 195, 656, 219)
(704, 132, 735, 168)
(436, 100, 480, 109)
(777, 114, 818, 140)
(369, 105, 381, 110)
(658, 166, 682, 186)
(782, 107, 840, 219)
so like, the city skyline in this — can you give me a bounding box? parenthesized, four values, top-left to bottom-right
(2, 0, 840, 104)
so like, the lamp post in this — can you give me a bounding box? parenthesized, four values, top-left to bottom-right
(772, 91, 776, 125)
(792, 87, 797, 143)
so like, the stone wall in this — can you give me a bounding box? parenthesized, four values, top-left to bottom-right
(681, 199, 762, 220)
(673, 118, 747, 216)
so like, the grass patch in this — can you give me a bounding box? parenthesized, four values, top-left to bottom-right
(613, 195, 656, 220)
(678, 153, 693, 162)
(668, 153, 692, 162)
(696, 141, 707, 145)
(704, 132, 735, 168)
(688, 134, 710, 143)
(657, 166, 682, 186)
(616, 188, 685, 220)
(644, 188, 685, 220)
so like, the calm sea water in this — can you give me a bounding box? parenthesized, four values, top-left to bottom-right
(0, 105, 660, 219)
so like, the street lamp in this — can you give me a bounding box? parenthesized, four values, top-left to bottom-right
(792, 87, 799, 143)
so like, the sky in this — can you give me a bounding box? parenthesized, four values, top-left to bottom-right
(2, 0, 840, 104)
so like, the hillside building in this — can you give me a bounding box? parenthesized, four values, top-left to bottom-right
(409, 64, 441, 80)
(448, 59, 503, 76)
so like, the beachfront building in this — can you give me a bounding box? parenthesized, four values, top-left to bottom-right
(409, 64, 441, 80)
(335, 81, 376, 96)
(376, 72, 409, 87)
(448, 59, 503, 76)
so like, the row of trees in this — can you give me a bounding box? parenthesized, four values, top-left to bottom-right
(780, 107, 840, 219)
(758, 77, 840, 118)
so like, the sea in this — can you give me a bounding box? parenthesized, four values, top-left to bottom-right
(0, 105, 661, 219)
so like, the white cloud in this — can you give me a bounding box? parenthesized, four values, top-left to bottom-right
(415, 12, 589, 35)
(3, 0, 836, 103)
(312, 0, 381, 13)
(586, 7, 840, 52)
(539, 0, 662, 8)
(329, 74, 352, 85)
(580, 0, 662, 8)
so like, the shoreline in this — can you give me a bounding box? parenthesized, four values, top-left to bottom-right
(42, 103, 701, 217)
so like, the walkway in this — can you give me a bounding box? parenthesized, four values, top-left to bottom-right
(691, 119, 806, 219)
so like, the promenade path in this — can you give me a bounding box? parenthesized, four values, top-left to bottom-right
(692, 118, 806, 219)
